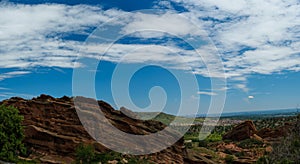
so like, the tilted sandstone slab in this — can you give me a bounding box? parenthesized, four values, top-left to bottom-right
(0, 95, 185, 163)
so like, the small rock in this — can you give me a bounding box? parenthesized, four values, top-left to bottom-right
(122, 158, 128, 163)
(251, 134, 263, 142)
(265, 146, 273, 153)
(108, 160, 118, 164)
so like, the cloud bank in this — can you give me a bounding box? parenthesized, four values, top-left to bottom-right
(1, 1, 300, 93)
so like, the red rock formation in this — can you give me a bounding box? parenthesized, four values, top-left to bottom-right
(224, 119, 295, 142)
(257, 123, 293, 139)
(222, 121, 257, 141)
(0, 95, 185, 163)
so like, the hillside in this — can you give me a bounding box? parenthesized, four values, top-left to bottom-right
(0, 95, 186, 164)
(135, 112, 204, 125)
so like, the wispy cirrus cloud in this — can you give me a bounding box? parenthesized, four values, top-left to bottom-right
(0, 91, 35, 100)
(0, 71, 31, 81)
(197, 91, 217, 96)
(0, 87, 10, 90)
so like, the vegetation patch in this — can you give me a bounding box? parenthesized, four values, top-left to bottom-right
(261, 114, 300, 163)
(238, 138, 264, 149)
(75, 144, 150, 164)
(224, 155, 235, 164)
(75, 144, 96, 164)
(0, 105, 26, 162)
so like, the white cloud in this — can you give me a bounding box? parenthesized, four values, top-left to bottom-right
(248, 95, 254, 99)
(82, 43, 206, 70)
(0, 71, 31, 81)
(4, 71, 31, 75)
(235, 83, 249, 92)
(0, 91, 35, 100)
(1, 3, 216, 80)
(121, 12, 205, 38)
(0, 3, 121, 39)
(217, 87, 230, 91)
(1, 1, 300, 92)
(0, 2, 125, 71)
(197, 91, 217, 96)
(165, 0, 300, 90)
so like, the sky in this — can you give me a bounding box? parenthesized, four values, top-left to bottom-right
(0, 0, 300, 115)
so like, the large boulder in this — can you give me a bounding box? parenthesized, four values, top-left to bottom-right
(222, 121, 257, 141)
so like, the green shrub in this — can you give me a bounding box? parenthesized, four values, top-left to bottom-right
(205, 133, 222, 142)
(185, 142, 193, 149)
(224, 149, 232, 155)
(223, 139, 231, 144)
(238, 138, 264, 149)
(17, 159, 38, 164)
(75, 144, 151, 164)
(75, 144, 95, 164)
(184, 134, 200, 142)
(256, 156, 269, 164)
(95, 151, 150, 164)
(95, 151, 122, 163)
(198, 140, 208, 147)
(0, 105, 26, 162)
(235, 151, 246, 157)
(127, 157, 151, 164)
(224, 155, 234, 163)
(196, 132, 223, 148)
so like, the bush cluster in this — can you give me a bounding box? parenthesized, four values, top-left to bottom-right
(257, 114, 300, 164)
(75, 144, 149, 164)
(238, 138, 264, 149)
(0, 105, 26, 162)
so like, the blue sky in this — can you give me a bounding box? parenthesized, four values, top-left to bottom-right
(0, 0, 300, 115)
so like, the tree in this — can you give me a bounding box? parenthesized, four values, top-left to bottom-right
(0, 105, 26, 162)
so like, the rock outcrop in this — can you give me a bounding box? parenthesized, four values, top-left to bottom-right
(222, 121, 257, 141)
(257, 123, 293, 139)
(0, 95, 185, 163)
(184, 149, 218, 164)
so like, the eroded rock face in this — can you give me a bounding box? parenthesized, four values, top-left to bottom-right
(257, 123, 293, 139)
(0, 95, 185, 163)
(222, 121, 257, 141)
(184, 149, 217, 164)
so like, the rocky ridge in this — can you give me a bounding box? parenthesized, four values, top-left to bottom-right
(222, 120, 293, 142)
(0, 95, 186, 163)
